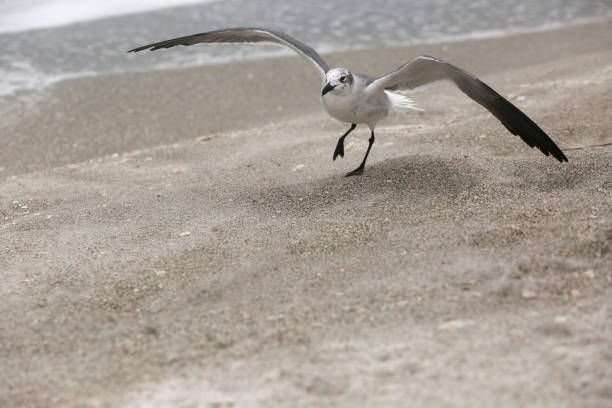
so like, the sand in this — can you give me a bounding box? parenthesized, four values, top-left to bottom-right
(1, 21, 611, 408)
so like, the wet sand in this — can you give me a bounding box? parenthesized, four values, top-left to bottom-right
(1, 21, 611, 407)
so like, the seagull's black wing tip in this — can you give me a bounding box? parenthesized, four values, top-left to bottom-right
(556, 151, 569, 163)
(540, 136, 569, 163)
(536, 139, 568, 163)
(127, 45, 157, 53)
(128, 44, 178, 53)
(527, 132, 569, 163)
(542, 148, 568, 163)
(488, 92, 568, 164)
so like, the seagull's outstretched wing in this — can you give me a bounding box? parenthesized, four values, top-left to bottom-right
(128, 27, 330, 79)
(367, 56, 567, 162)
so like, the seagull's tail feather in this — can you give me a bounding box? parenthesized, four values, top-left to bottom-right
(384, 91, 424, 112)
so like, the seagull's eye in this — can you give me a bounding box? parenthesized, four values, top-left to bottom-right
(340, 75, 346, 82)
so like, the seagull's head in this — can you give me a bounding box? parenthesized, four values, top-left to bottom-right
(322, 68, 353, 96)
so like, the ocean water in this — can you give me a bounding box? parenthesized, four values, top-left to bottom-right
(1, 0, 611, 96)
(0, 0, 218, 34)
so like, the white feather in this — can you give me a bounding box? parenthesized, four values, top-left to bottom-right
(384, 90, 424, 112)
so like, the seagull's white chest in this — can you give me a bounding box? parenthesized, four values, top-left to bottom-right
(321, 92, 360, 123)
(321, 81, 389, 127)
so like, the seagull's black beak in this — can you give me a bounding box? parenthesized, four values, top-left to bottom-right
(322, 82, 336, 96)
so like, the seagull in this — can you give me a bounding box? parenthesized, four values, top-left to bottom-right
(129, 27, 568, 176)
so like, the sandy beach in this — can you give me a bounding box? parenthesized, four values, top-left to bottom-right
(1, 21, 611, 407)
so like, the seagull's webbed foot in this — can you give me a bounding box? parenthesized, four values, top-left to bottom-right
(333, 123, 356, 161)
(345, 165, 365, 177)
(333, 138, 345, 160)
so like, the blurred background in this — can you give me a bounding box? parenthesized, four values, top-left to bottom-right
(1, 0, 611, 98)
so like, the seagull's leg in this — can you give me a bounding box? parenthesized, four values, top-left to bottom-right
(333, 123, 356, 160)
(345, 130, 375, 177)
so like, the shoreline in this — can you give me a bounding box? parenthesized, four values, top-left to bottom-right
(2, 16, 611, 100)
